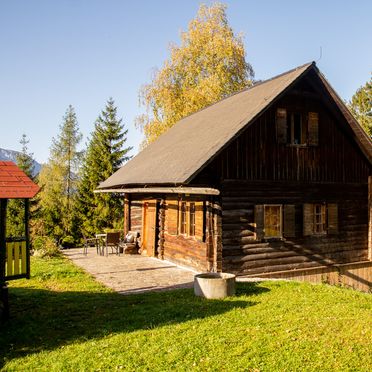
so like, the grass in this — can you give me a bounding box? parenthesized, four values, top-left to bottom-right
(0, 256, 371, 371)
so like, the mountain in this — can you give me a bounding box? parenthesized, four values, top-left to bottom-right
(0, 148, 42, 176)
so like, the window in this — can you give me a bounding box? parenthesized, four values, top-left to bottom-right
(189, 203, 196, 236)
(313, 204, 326, 234)
(264, 205, 282, 238)
(171, 200, 204, 240)
(303, 203, 338, 236)
(288, 112, 304, 145)
(276, 108, 319, 146)
(180, 202, 187, 235)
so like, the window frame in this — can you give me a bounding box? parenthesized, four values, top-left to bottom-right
(313, 203, 327, 235)
(179, 201, 187, 235)
(189, 202, 196, 237)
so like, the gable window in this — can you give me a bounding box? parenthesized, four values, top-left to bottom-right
(264, 205, 282, 238)
(276, 108, 319, 146)
(288, 112, 304, 145)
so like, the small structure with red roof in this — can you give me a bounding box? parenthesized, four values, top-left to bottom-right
(0, 161, 40, 321)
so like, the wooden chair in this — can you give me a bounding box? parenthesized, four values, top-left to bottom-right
(83, 234, 99, 256)
(105, 232, 121, 256)
(120, 231, 140, 254)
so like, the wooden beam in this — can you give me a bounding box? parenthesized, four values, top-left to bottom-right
(0, 199, 9, 321)
(95, 187, 220, 195)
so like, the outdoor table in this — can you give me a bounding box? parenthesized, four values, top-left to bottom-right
(95, 233, 107, 256)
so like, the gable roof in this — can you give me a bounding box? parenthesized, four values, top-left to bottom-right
(0, 161, 40, 199)
(99, 62, 372, 190)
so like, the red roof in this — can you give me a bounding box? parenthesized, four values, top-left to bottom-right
(0, 161, 40, 199)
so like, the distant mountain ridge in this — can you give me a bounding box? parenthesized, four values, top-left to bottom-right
(0, 147, 42, 176)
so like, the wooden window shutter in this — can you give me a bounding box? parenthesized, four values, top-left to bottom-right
(308, 112, 319, 146)
(303, 204, 314, 236)
(166, 200, 178, 235)
(254, 205, 264, 240)
(327, 203, 338, 234)
(276, 108, 287, 144)
(283, 205, 296, 238)
(194, 201, 204, 241)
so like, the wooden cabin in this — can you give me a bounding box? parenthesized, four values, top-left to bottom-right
(98, 62, 372, 290)
(0, 161, 40, 320)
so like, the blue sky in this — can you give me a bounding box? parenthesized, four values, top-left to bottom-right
(1, 0, 371, 163)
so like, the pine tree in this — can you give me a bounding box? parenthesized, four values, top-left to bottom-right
(7, 134, 35, 237)
(77, 98, 132, 235)
(38, 105, 82, 241)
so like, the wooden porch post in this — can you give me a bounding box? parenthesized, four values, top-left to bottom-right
(213, 199, 223, 273)
(157, 198, 165, 260)
(0, 199, 9, 321)
(368, 176, 372, 260)
(206, 198, 223, 272)
(124, 194, 130, 236)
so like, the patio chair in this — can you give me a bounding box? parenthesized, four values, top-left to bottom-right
(105, 232, 121, 256)
(120, 231, 140, 254)
(83, 234, 99, 256)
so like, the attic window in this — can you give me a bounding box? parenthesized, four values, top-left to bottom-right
(276, 108, 319, 146)
(288, 112, 304, 144)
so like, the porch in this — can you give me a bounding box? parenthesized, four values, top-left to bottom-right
(63, 248, 196, 295)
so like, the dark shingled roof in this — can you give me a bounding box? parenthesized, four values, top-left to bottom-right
(0, 161, 40, 199)
(99, 62, 372, 190)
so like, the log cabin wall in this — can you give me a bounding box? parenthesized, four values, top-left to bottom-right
(163, 196, 210, 271)
(193, 87, 371, 276)
(129, 200, 143, 233)
(220, 181, 368, 275)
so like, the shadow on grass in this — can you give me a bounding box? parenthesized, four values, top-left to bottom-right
(0, 283, 265, 366)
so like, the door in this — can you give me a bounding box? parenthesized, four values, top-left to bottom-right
(142, 200, 157, 257)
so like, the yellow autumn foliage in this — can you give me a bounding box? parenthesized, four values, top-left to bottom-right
(137, 2, 254, 146)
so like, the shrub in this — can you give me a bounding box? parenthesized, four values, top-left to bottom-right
(32, 236, 60, 258)
(61, 235, 75, 248)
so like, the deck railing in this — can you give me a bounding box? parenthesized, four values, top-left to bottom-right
(5, 237, 29, 280)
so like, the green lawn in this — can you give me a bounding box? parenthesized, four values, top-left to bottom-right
(1, 257, 371, 371)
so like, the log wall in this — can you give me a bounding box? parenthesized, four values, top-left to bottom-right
(130, 201, 142, 233)
(243, 261, 372, 293)
(221, 181, 369, 275)
(163, 197, 210, 271)
(196, 93, 370, 185)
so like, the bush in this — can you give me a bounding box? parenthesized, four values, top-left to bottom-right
(32, 236, 60, 258)
(61, 235, 75, 248)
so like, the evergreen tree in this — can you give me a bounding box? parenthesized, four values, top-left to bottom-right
(348, 75, 372, 136)
(38, 105, 82, 241)
(7, 134, 35, 237)
(77, 98, 132, 235)
(136, 2, 254, 146)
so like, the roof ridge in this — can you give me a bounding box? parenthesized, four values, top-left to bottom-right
(175, 61, 315, 123)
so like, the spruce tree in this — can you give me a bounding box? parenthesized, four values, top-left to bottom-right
(7, 134, 35, 237)
(77, 98, 132, 235)
(38, 105, 82, 241)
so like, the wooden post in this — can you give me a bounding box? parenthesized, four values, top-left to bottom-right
(123, 194, 130, 236)
(25, 199, 30, 279)
(0, 199, 9, 321)
(157, 199, 165, 260)
(205, 198, 222, 272)
(368, 176, 372, 260)
(213, 199, 223, 273)
(205, 200, 214, 271)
